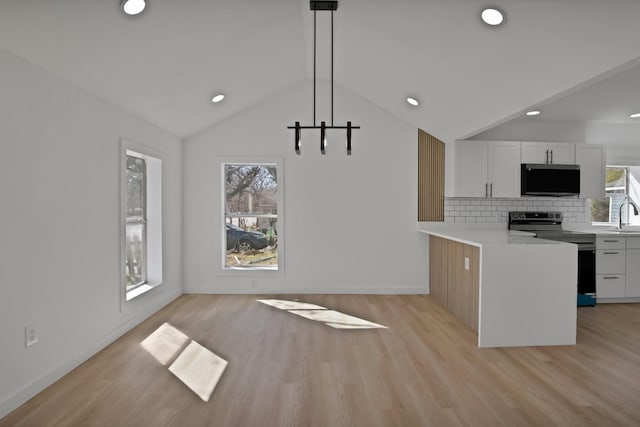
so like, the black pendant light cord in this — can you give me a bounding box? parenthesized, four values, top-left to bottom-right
(313, 10, 316, 127)
(331, 10, 334, 127)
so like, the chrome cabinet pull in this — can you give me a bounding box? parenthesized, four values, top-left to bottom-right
(602, 240, 619, 243)
(490, 183, 493, 197)
(485, 183, 488, 197)
(545, 149, 549, 164)
(603, 276, 619, 279)
(603, 251, 619, 254)
(550, 149, 553, 164)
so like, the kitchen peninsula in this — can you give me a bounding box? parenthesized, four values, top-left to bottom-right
(419, 225, 577, 347)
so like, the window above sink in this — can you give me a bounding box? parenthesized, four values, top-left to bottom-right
(591, 166, 640, 226)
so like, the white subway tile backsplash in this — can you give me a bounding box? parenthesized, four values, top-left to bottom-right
(444, 197, 588, 224)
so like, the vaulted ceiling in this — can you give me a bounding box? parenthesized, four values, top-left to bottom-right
(1, 0, 640, 142)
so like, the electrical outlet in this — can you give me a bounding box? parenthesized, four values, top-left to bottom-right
(464, 257, 470, 270)
(25, 324, 38, 347)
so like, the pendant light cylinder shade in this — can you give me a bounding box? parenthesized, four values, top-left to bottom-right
(294, 121, 301, 154)
(320, 121, 327, 154)
(346, 121, 352, 155)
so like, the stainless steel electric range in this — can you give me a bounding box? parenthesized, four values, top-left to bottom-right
(508, 211, 596, 306)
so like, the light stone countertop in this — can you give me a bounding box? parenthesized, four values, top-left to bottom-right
(563, 224, 640, 236)
(417, 225, 571, 247)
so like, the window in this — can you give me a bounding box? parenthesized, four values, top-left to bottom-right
(126, 155, 147, 289)
(591, 166, 640, 225)
(122, 143, 163, 301)
(221, 160, 282, 271)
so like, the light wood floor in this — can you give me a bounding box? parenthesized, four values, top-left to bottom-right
(2, 295, 640, 426)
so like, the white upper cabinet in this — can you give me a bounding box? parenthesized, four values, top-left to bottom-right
(454, 140, 604, 199)
(455, 141, 488, 197)
(455, 141, 521, 198)
(575, 144, 605, 199)
(521, 142, 575, 164)
(488, 141, 521, 197)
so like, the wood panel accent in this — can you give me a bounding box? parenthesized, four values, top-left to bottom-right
(429, 236, 479, 332)
(429, 235, 448, 306)
(418, 129, 445, 221)
(3, 295, 640, 426)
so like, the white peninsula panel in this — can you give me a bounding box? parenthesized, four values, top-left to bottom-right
(480, 242, 577, 347)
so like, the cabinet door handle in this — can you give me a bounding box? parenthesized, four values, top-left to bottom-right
(490, 183, 493, 197)
(603, 251, 619, 255)
(545, 149, 549, 164)
(603, 276, 619, 279)
(603, 240, 619, 242)
(485, 183, 488, 197)
(550, 149, 553, 164)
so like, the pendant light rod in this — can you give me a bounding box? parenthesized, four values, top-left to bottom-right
(313, 10, 316, 127)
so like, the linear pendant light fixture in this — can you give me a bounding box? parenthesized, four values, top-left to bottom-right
(288, 1, 360, 155)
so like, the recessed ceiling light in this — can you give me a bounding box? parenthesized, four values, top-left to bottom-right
(481, 7, 505, 26)
(121, 0, 146, 16)
(526, 110, 541, 116)
(406, 97, 420, 106)
(630, 113, 640, 118)
(211, 94, 225, 103)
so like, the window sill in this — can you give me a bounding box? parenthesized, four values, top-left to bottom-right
(126, 282, 161, 301)
(217, 265, 281, 277)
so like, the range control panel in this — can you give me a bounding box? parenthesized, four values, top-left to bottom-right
(509, 211, 562, 221)
(508, 211, 563, 230)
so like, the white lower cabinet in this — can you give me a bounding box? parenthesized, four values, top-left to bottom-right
(596, 250, 626, 273)
(596, 275, 626, 298)
(625, 249, 640, 297)
(596, 237, 627, 300)
(596, 236, 640, 301)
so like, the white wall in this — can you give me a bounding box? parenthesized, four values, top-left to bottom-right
(0, 49, 183, 417)
(183, 80, 428, 294)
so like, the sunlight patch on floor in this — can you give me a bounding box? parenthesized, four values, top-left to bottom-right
(140, 323, 227, 401)
(140, 322, 190, 365)
(257, 299, 388, 329)
(288, 309, 388, 329)
(169, 340, 228, 402)
(257, 299, 327, 310)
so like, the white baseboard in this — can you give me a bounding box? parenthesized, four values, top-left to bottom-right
(184, 286, 427, 295)
(0, 289, 182, 420)
(597, 297, 640, 303)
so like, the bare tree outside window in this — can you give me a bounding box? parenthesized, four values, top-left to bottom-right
(223, 164, 278, 269)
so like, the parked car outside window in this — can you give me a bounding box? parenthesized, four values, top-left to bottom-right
(226, 223, 268, 253)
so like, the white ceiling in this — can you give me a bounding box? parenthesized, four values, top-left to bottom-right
(507, 59, 640, 124)
(1, 0, 640, 142)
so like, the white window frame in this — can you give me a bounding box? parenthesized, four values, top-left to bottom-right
(120, 140, 163, 302)
(217, 156, 284, 276)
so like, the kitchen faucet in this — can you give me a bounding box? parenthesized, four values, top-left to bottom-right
(618, 195, 639, 230)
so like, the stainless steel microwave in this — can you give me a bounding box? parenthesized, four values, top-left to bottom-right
(521, 163, 580, 197)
